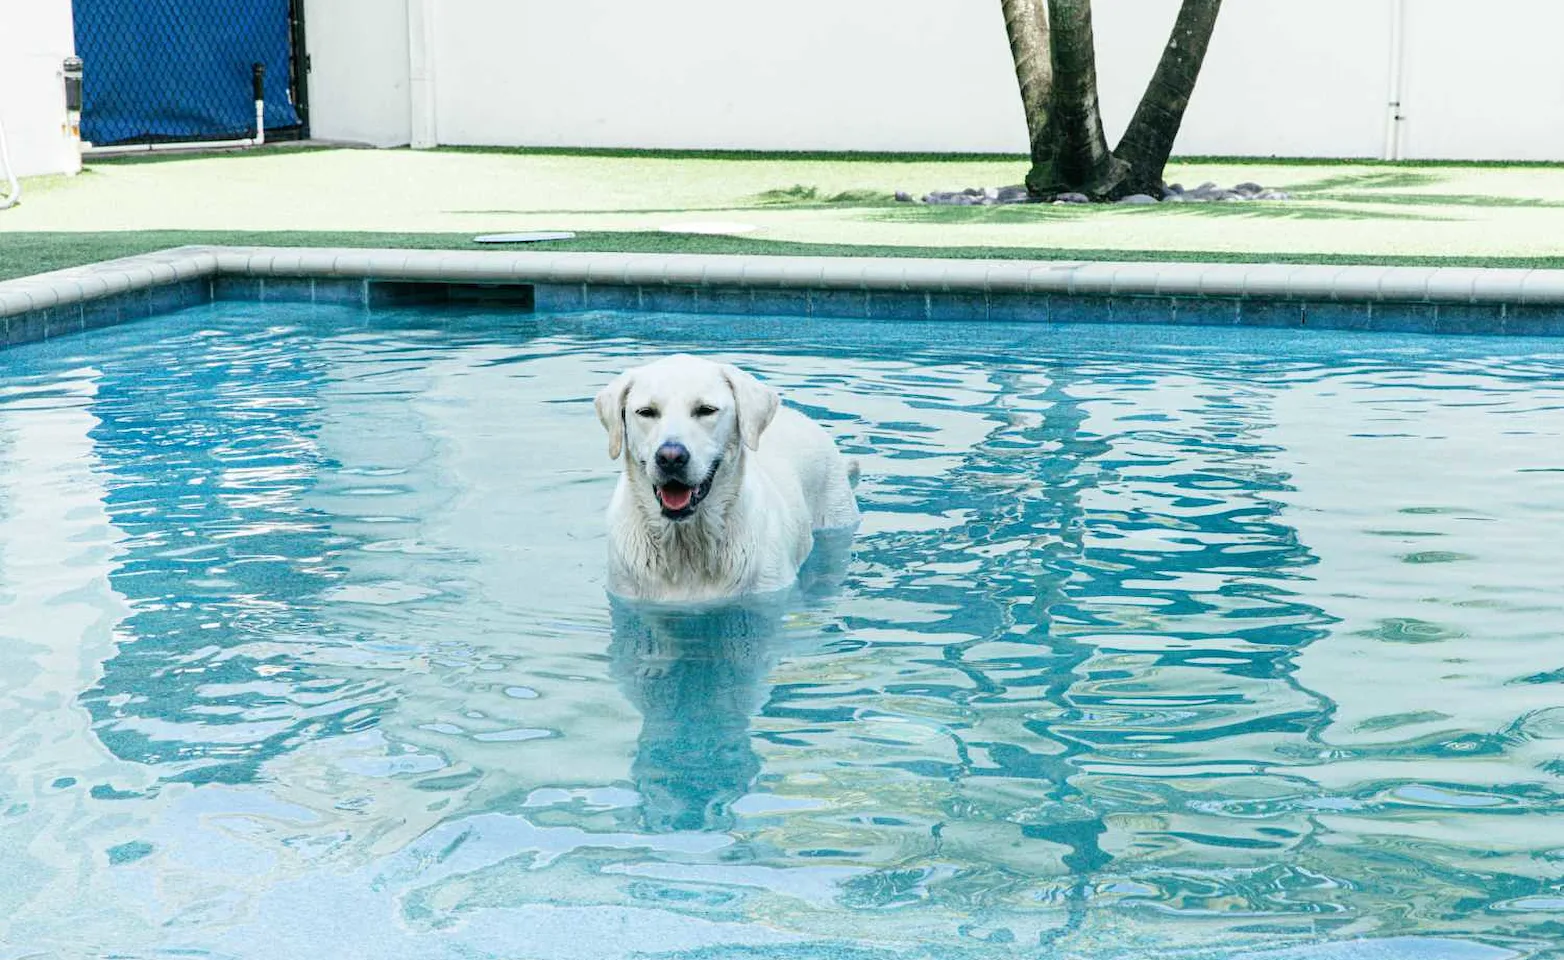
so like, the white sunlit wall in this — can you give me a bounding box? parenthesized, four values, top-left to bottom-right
(301, 0, 1564, 162)
(0, 0, 80, 178)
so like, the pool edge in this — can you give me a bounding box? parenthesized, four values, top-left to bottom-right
(3, 245, 1563, 348)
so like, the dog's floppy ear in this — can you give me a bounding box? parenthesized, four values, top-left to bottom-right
(595, 372, 633, 460)
(721, 364, 779, 452)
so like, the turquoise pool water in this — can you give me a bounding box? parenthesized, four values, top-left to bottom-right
(1, 302, 1562, 960)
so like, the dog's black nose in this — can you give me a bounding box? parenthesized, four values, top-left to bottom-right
(654, 442, 690, 472)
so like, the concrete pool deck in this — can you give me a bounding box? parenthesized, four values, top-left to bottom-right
(5, 246, 1564, 347)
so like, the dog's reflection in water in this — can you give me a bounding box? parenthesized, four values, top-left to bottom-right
(609, 529, 854, 833)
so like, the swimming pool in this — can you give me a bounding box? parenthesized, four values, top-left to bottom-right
(1, 300, 1561, 959)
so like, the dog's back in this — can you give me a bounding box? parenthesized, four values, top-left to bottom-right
(753, 406, 862, 531)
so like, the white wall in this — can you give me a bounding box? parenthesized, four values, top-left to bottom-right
(297, 0, 1564, 161)
(1096, 0, 1393, 159)
(1400, 0, 1564, 161)
(302, 0, 413, 148)
(430, 0, 1025, 153)
(0, 0, 80, 178)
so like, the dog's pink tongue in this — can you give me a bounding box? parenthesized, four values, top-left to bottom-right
(658, 485, 694, 511)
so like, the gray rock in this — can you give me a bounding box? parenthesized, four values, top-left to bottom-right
(1118, 193, 1159, 205)
(962, 187, 985, 197)
(1234, 181, 1264, 196)
(1056, 192, 1091, 204)
(983, 186, 1000, 202)
(1260, 190, 1291, 201)
(1167, 182, 1185, 194)
(894, 191, 914, 203)
(1196, 181, 1219, 193)
(996, 185, 1030, 203)
(1163, 193, 1187, 203)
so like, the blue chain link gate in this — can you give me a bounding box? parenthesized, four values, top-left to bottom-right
(72, 0, 306, 147)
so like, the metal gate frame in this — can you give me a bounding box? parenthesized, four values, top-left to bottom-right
(287, 0, 311, 140)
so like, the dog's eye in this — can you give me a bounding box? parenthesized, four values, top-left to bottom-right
(693, 404, 718, 417)
(635, 406, 658, 418)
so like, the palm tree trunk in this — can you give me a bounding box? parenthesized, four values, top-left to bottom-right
(1001, 0, 1058, 196)
(1042, 0, 1127, 197)
(1114, 0, 1223, 192)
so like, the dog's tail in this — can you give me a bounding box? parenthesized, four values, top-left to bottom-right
(846, 458, 862, 488)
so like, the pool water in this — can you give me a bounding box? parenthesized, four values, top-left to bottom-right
(1, 302, 1562, 960)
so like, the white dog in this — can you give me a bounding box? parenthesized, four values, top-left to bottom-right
(594, 354, 860, 602)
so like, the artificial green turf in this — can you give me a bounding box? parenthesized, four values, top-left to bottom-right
(7, 229, 1564, 285)
(436, 145, 1564, 170)
(85, 142, 1564, 171)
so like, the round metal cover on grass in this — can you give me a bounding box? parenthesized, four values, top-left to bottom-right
(472, 231, 577, 244)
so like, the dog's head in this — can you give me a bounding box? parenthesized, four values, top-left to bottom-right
(595, 355, 779, 521)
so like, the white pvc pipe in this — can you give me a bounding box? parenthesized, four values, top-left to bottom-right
(0, 115, 21, 210)
(1383, 0, 1407, 161)
(84, 100, 266, 156)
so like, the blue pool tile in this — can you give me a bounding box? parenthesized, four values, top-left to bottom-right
(1107, 296, 1175, 324)
(808, 289, 870, 320)
(1171, 297, 1240, 326)
(986, 292, 1048, 323)
(697, 286, 754, 316)
(1433, 304, 1505, 336)
(639, 286, 700, 314)
(926, 291, 988, 322)
(260, 278, 317, 303)
(1368, 302, 1438, 334)
(214, 277, 262, 301)
(147, 282, 193, 317)
(1302, 301, 1372, 331)
(749, 288, 811, 317)
(1504, 304, 1564, 337)
(1240, 300, 1306, 328)
(867, 291, 929, 320)
(8, 309, 47, 346)
(177, 279, 209, 309)
(532, 283, 585, 312)
(583, 284, 641, 311)
(313, 278, 369, 306)
(118, 289, 155, 321)
(47, 305, 84, 338)
(82, 298, 122, 331)
(1050, 295, 1112, 325)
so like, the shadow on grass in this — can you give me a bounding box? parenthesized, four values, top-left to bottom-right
(444, 184, 902, 217)
(1303, 192, 1564, 209)
(1154, 203, 1456, 222)
(862, 201, 1455, 225)
(1284, 170, 1447, 192)
(753, 184, 892, 206)
(1280, 169, 1563, 208)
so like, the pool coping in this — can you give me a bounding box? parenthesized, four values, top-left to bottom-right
(4, 245, 1564, 345)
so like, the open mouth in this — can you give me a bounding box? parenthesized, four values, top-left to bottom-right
(654, 459, 721, 520)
